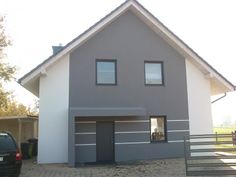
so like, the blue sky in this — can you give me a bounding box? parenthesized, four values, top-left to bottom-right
(1, 0, 236, 125)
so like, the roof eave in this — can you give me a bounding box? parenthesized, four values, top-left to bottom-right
(18, 75, 40, 97)
(18, 0, 133, 87)
(129, 0, 235, 93)
(18, 0, 235, 95)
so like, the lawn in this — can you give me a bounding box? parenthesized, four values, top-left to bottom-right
(213, 127, 236, 149)
(214, 127, 236, 134)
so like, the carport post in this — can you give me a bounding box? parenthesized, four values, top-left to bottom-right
(18, 118, 22, 149)
(33, 119, 37, 138)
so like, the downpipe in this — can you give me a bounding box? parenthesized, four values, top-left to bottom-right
(211, 93, 226, 104)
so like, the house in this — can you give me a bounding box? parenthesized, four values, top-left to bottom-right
(18, 0, 235, 166)
(0, 116, 38, 147)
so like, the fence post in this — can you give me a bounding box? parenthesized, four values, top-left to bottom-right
(184, 136, 188, 175)
(215, 132, 218, 144)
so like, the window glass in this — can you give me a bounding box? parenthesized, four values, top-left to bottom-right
(150, 117, 166, 142)
(97, 60, 116, 84)
(145, 62, 163, 85)
(0, 134, 16, 152)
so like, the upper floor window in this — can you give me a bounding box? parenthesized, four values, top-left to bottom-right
(145, 61, 164, 85)
(150, 116, 167, 142)
(96, 59, 117, 85)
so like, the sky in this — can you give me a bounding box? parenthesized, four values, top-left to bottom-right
(1, 0, 236, 126)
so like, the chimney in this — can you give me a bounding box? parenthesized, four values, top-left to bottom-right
(52, 44, 63, 54)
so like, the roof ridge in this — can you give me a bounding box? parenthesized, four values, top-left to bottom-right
(18, 0, 235, 95)
(18, 0, 131, 84)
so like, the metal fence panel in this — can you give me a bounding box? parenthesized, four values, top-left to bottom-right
(184, 133, 236, 176)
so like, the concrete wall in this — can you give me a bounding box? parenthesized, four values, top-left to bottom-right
(38, 55, 69, 163)
(186, 60, 213, 135)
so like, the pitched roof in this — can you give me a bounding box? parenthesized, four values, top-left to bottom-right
(18, 0, 235, 96)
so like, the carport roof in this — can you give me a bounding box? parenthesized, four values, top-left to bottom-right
(0, 115, 38, 120)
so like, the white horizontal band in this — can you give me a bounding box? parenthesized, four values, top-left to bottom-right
(75, 143, 96, 146)
(75, 141, 184, 145)
(75, 121, 96, 124)
(75, 132, 96, 135)
(115, 131, 149, 134)
(115, 120, 149, 123)
(168, 140, 184, 143)
(167, 120, 189, 122)
(115, 141, 150, 145)
(167, 130, 189, 133)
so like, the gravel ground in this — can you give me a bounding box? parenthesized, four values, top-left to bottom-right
(19, 158, 235, 177)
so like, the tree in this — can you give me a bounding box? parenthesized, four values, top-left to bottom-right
(0, 97, 38, 116)
(0, 15, 15, 112)
(0, 15, 15, 81)
(0, 15, 37, 116)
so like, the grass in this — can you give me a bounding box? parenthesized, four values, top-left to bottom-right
(214, 127, 236, 134)
(213, 127, 236, 149)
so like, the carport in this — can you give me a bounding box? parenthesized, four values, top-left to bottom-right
(0, 115, 38, 147)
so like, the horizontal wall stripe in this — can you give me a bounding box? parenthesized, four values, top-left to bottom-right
(167, 130, 189, 133)
(75, 121, 96, 124)
(115, 141, 150, 145)
(75, 143, 96, 146)
(116, 133, 149, 143)
(75, 123, 96, 133)
(115, 131, 149, 134)
(75, 132, 96, 135)
(167, 121, 189, 131)
(167, 119, 189, 122)
(168, 140, 184, 143)
(75, 146, 96, 163)
(75, 134, 96, 144)
(115, 122, 149, 132)
(115, 120, 149, 123)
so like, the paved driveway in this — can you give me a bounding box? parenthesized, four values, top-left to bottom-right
(19, 158, 232, 177)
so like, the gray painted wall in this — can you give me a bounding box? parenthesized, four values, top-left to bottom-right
(70, 11, 188, 119)
(75, 121, 96, 162)
(74, 118, 188, 163)
(115, 143, 185, 161)
(70, 10, 189, 163)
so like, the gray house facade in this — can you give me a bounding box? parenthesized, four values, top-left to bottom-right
(19, 0, 235, 166)
(69, 10, 189, 164)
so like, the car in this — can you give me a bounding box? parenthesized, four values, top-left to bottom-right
(0, 132, 22, 177)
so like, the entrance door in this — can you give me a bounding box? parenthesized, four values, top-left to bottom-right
(96, 121, 114, 162)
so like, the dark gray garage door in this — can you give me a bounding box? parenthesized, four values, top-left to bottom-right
(96, 121, 114, 162)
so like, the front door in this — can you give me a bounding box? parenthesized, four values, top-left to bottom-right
(96, 121, 114, 162)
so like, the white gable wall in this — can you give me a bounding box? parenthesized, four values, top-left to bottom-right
(38, 55, 69, 163)
(186, 59, 213, 135)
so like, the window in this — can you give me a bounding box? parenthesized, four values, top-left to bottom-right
(0, 133, 17, 152)
(145, 62, 163, 85)
(150, 116, 167, 142)
(96, 60, 117, 85)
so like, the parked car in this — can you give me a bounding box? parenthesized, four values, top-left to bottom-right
(0, 132, 22, 177)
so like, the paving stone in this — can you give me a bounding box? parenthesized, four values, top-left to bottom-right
(19, 158, 236, 177)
